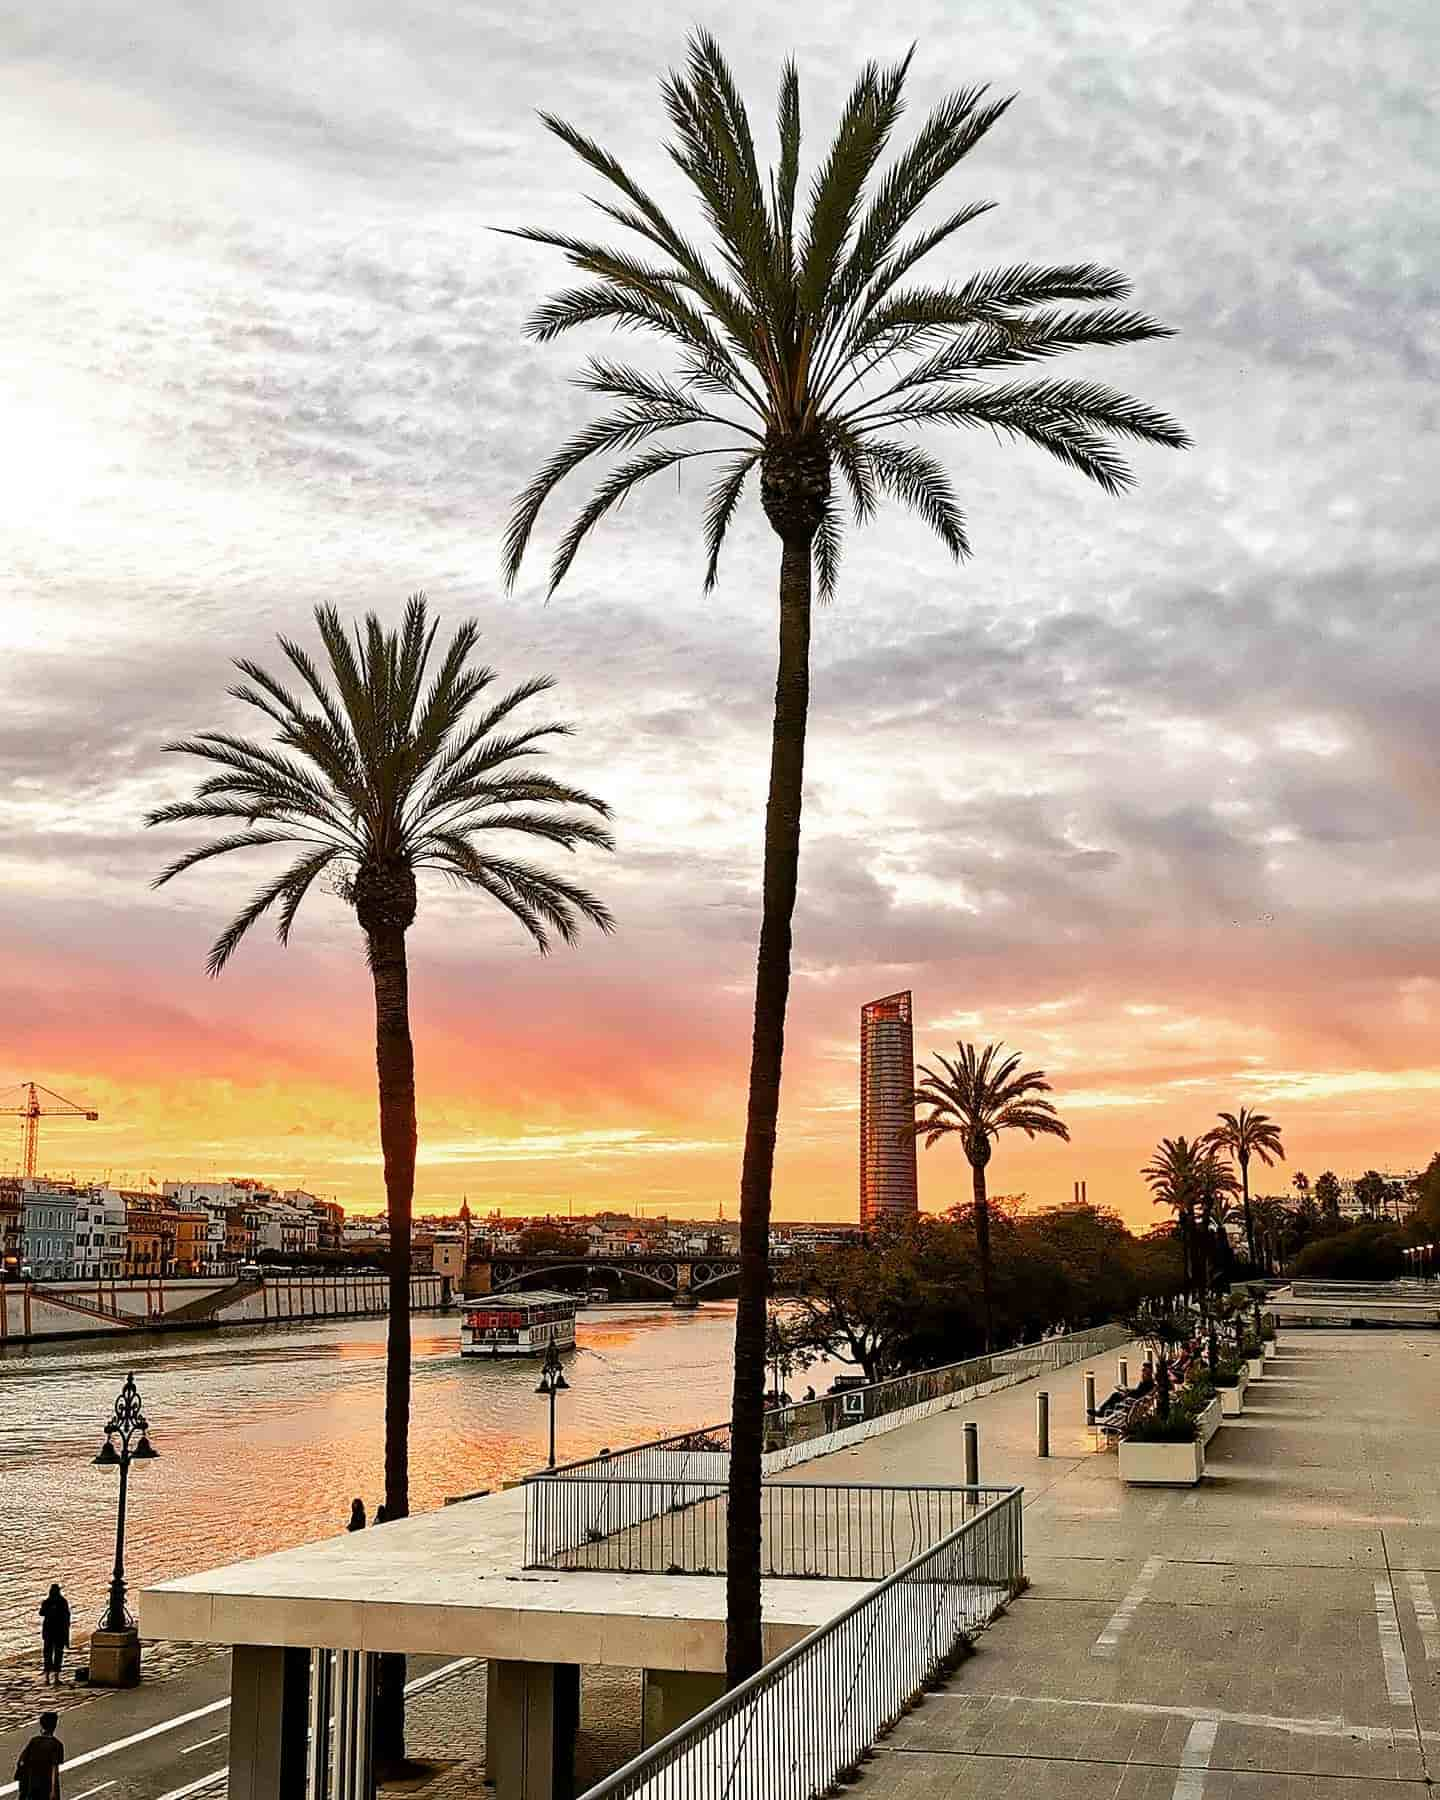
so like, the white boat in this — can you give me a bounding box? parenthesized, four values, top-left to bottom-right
(459, 1289, 578, 1357)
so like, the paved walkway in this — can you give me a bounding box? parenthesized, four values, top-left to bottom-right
(829, 1329, 1440, 1799)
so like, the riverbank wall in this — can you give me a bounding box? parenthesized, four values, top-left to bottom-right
(0, 1272, 449, 1344)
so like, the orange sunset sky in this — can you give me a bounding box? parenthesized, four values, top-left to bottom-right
(4, 5, 1437, 1229)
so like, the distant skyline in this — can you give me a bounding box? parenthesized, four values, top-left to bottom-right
(4, 1, 1437, 1226)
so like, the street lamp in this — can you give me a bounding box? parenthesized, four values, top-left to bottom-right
(535, 1340, 570, 1470)
(92, 1372, 159, 1683)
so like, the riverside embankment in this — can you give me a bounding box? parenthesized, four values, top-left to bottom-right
(0, 1270, 446, 1343)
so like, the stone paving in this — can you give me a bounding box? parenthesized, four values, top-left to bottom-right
(831, 1329, 1440, 1799)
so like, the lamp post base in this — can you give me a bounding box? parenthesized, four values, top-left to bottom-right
(89, 1628, 142, 1688)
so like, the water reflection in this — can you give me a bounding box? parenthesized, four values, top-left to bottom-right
(0, 1303, 830, 1656)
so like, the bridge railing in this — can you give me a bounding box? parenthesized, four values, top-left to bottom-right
(531, 1322, 1125, 1563)
(526, 1475, 1014, 1577)
(576, 1485, 1024, 1800)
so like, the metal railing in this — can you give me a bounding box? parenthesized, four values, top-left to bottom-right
(526, 1476, 1012, 1577)
(527, 1322, 1125, 1566)
(577, 1485, 1024, 1800)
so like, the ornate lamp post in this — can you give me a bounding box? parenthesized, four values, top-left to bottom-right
(535, 1340, 570, 1469)
(91, 1372, 159, 1686)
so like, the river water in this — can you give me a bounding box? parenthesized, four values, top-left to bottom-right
(0, 1302, 839, 1660)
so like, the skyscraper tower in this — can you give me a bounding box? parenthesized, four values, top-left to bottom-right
(859, 991, 919, 1226)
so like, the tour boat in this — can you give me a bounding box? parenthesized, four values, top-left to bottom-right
(459, 1289, 578, 1357)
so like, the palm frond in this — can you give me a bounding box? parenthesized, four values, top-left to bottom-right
(702, 452, 760, 590)
(863, 437, 970, 559)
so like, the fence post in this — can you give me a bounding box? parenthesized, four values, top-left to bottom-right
(1118, 1357, 1129, 1390)
(1083, 1370, 1096, 1424)
(963, 1420, 979, 1486)
(1036, 1391, 1050, 1457)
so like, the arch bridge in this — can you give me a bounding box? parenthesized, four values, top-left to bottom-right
(469, 1252, 741, 1303)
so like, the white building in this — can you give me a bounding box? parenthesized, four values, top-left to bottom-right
(72, 1187, 128, 1280)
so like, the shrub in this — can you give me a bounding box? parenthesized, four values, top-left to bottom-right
(1211, 1352, 1245, 1388)
(1123, 1400, 1199, 1444)
(1261, 1319, 1277, 1342)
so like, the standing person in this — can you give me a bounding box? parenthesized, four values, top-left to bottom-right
(13, 1711, 64, 1798)
(346, 1499, 366, 1533)
(374, 1505, 388, 1525)
(38, 1587, 69, 1686)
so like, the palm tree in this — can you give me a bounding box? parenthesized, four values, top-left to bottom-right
(1314, 1168, 1342, 1225)
(1207, 1108, 1285, 1267)
(501, 34, 1186, 1682)
(1195, 1150, 1240, 1292)
(146, 596, 614, 1763)
(910, 1042, 1069, 1350)
(1142, 1136, 1209, 1303)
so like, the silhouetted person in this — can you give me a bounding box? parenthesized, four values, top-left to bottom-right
(374, 1504, 389, 1524)
(347, 1498, 366, 1532)
(14, 1711, 64, 1799)
(38, 1586, 69, 1686)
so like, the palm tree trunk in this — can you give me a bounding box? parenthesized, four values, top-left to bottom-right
(367, 919, 417, 1770)
(970, 1157, 994, 1352)
(725, 537, 812, 1686)
(1178, 1208, 1193, 1304)
(1193, 1206, 1209, 1302)
(1240, 1156, 1257, 1267)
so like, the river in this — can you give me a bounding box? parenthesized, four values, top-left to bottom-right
(0, 1302, 843, 1660)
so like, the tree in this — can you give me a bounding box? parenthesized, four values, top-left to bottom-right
(502, 35, 1186, 1683)
(1207, 1108, 1285, 1268)
(1353, 1170, 1391, 1222)
(1291, 1222, 1406, 1280)
(785, 1220, 942, 1381)
(1141, 1136, 1210, 1301)
(1314, 1169, 1342, 1225)
(910, 1042, 1070, 1351)
(146, 597, 614, 1765)
(1409, 1153, 1440, 1239)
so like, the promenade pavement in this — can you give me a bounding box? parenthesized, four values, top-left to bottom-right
(826, 1329, 1440, 1799)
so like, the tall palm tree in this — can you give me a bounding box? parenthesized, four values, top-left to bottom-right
(145, 596, 613, 1763)
(501, 33, 1186, 1683)
(1141, 1136, 1209, 1303)
(1207, 1108, 1285, 1268)
(1195, 1150, 1240, 1293)
(910, 1042, 1069, 1350)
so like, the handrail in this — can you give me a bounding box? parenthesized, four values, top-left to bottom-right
(577, 1485, 1024, 1800)
(541, 1320, 1129, 1483)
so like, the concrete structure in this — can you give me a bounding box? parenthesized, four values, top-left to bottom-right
(142, 1491, 870, 1799)
(859, 990, 918, 1225)
(1270, 1277, 1440, 1328)
(467, 1249, 740, 1303)
(0, 1269, 447, 1342)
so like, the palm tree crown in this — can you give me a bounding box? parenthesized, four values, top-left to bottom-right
(1209, 1108, 1286, 1174)
(1207, 1106, 1285, 1268)
(146, 596, 615, 967)
(912, 1041, 1070, 1163)
(502, 31, 1189, 597)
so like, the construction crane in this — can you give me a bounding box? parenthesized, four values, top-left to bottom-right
(0, 1081, 100, 1180)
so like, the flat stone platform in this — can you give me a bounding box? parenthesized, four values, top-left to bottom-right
(140, 1477, 870, 1673)
(844, 1329, 1440, 1798)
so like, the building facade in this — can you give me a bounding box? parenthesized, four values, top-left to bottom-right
(125, 1198, 178, 1277)
(72, 1188, 127, 1280)
(859, 991, 919, 1227)
(21, 1183, 79, 1279)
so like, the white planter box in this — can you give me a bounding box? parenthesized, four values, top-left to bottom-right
(1247, 1356, 1265, 1381)
(1198, 1396, 1222, 1444)
(1263, 1340, 1277, 1359)
(1119, 1436, 1204, 1486)
(1218, 1383, 1244, 1416)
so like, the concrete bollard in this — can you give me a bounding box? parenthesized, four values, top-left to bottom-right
(963, 1420, 979, 1486)
(1084, 1369, 1096, 1424)
(1036, 1390, 1050, 1457)
(1118, 1357, 1129, 1390)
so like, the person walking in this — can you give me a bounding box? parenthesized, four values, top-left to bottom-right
(38, 1587, 69, 1686)
(346, 1499, 366, 1532)
(13, 1710, 64, 1799)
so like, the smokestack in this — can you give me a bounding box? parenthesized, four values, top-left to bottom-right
(1082, 1180, 1087, 1204)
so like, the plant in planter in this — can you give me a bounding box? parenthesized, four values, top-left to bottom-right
(1261, 1317, 1278, 1357)
(1180, 1367, 1221, 1444)
(1212, 1350, 1247, 1415)
(1119, 1396, 1203, 1484)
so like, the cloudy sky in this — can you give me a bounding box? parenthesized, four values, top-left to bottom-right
(3, 0, 1436, 1224)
